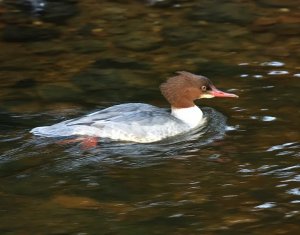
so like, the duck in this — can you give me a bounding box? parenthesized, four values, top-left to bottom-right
(30, 71, 238, 144)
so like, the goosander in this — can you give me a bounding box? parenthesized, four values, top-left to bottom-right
(31, 71, 238, 143)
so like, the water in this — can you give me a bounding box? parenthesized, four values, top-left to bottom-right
(0, 0, 300, 234)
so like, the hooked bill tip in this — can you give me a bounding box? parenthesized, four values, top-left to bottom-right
(210, 89, 239, 98)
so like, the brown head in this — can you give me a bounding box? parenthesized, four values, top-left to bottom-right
(160, 71, 238, 108)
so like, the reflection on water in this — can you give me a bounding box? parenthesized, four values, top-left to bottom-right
(0, 0, 300, 234)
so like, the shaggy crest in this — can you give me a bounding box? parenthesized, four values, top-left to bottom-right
(160, 71, 212, 108)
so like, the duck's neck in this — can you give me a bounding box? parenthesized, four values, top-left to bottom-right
(171, 105, 204, 128)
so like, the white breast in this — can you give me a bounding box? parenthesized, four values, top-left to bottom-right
(171, 106, 205, 128)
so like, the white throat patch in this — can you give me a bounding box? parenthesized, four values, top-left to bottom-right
(171, 106, 205, 128)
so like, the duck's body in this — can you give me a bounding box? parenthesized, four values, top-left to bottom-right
(31, 103, 197, 143)
(31, 71, 238, 143)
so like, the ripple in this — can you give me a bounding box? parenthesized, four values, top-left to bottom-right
(238, 168, 255, 173)
(169, 213, 184, 218)
(232, 106, 247, 112)
(255, 202, 276, 209)
(262, 86, 274, 89)
(276, 184, 288, 188)
(257, 164, 278, 171)
(249, 115, 276, 122)
(282, 174, 300, 183)
(287, 188, 300, 196)
(261, 61, 285, 67)
(262, 116, 276, 121)
(284, 210, 299, 218)
(225, 125, 239, 131)
(258, 165, 300, 178)
(291, 200, 300, 204)
(267, 142, 296, 152)
(268, 70, 289, 75)
(253, 74, 264, 78)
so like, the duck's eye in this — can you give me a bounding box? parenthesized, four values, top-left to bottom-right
(201, 86, 207, 91)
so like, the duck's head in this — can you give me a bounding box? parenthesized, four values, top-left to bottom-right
(160, 71, 238, 108)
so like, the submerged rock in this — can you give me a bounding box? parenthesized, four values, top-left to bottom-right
(71, 40, 107, 54)
(72, 68, 156, 91)
(27, 41, 69, 55)
(162, 26, 203, 45)
(52, 195, 101, 210)
(2, 25, 60, 42)
(252, 14, 300, 36)
(114, 31, 162, 51)
(12, 78, 37, 88)
(253, 33, 276, 44)
(92, 57, 150, 70)
(71, 67, 159, 104)
(147, 0, 178, 7)
(186, 2, 256, 25)
(196, 61, 251, 77)
(72, 69, 116, 90)
(36, 84, 82, 101)
(271, 23, 300, 36)
(3, 0, 46, 15)
(256, 0, 299, 8)
(2, 0, 79, 23)
(71, 56, 155, 102)
(41, 0, 79, 24)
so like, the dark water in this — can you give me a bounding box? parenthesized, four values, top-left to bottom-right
(1, 0, 300, 234)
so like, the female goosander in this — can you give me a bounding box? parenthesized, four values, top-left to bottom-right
(31, 71, 238, 143)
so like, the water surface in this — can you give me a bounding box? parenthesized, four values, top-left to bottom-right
(0, 0, 300, 234)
